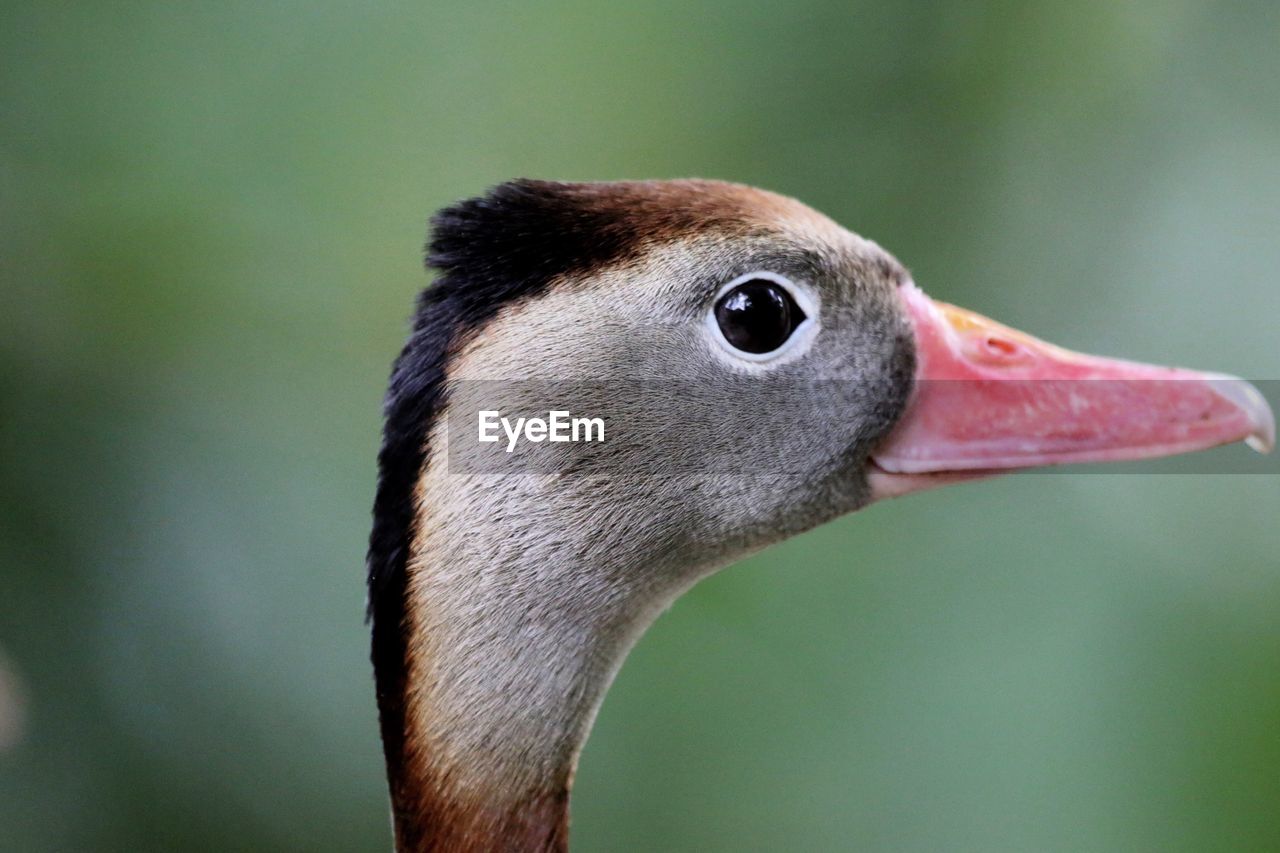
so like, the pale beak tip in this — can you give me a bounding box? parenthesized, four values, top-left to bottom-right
(1210, 377, 1276, 455)
(1246, 433, 1274, 455)
(1255, 398, 1277, 455)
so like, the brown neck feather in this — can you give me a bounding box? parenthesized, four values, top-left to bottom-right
(381, 497, 643, 853)
(382, 587, 590, 853)
(390, 769, 569, 853)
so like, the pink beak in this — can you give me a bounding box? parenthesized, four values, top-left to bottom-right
(869, 283, 1275, 499)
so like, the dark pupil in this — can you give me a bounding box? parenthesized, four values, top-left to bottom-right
(714, 280, 805, 354)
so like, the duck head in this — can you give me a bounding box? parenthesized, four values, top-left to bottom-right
(368, 179, 1273, 852)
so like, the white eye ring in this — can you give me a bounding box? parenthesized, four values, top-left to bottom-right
(704, 270, 820, 369)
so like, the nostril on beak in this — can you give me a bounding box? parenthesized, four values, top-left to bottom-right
(984, 336, 1018, 356)
(968, 334, 1030, 366)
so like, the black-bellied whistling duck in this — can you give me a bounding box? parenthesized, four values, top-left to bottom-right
(367, 180, 1274, 852)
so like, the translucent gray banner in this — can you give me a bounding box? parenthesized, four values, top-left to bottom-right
(441, 379, 1278, 476)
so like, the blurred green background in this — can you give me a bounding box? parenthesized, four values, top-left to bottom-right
(3, 2, 1278, 850)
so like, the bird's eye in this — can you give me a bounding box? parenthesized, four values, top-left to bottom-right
(713, 279, 808, 355)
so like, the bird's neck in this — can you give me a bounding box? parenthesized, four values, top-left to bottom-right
(382, 474, 708, 852)
(390, 574, 632, 852)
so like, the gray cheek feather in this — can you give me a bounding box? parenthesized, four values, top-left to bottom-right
(397, 229, 917, 813)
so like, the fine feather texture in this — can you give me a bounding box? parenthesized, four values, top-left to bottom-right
(367, 178, 785, 845)
(368, 180, 639, 840)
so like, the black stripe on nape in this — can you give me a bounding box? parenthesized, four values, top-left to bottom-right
(367, 179, 706, 823)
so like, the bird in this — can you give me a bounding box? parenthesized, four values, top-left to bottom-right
(367, 179, 1274, 852)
